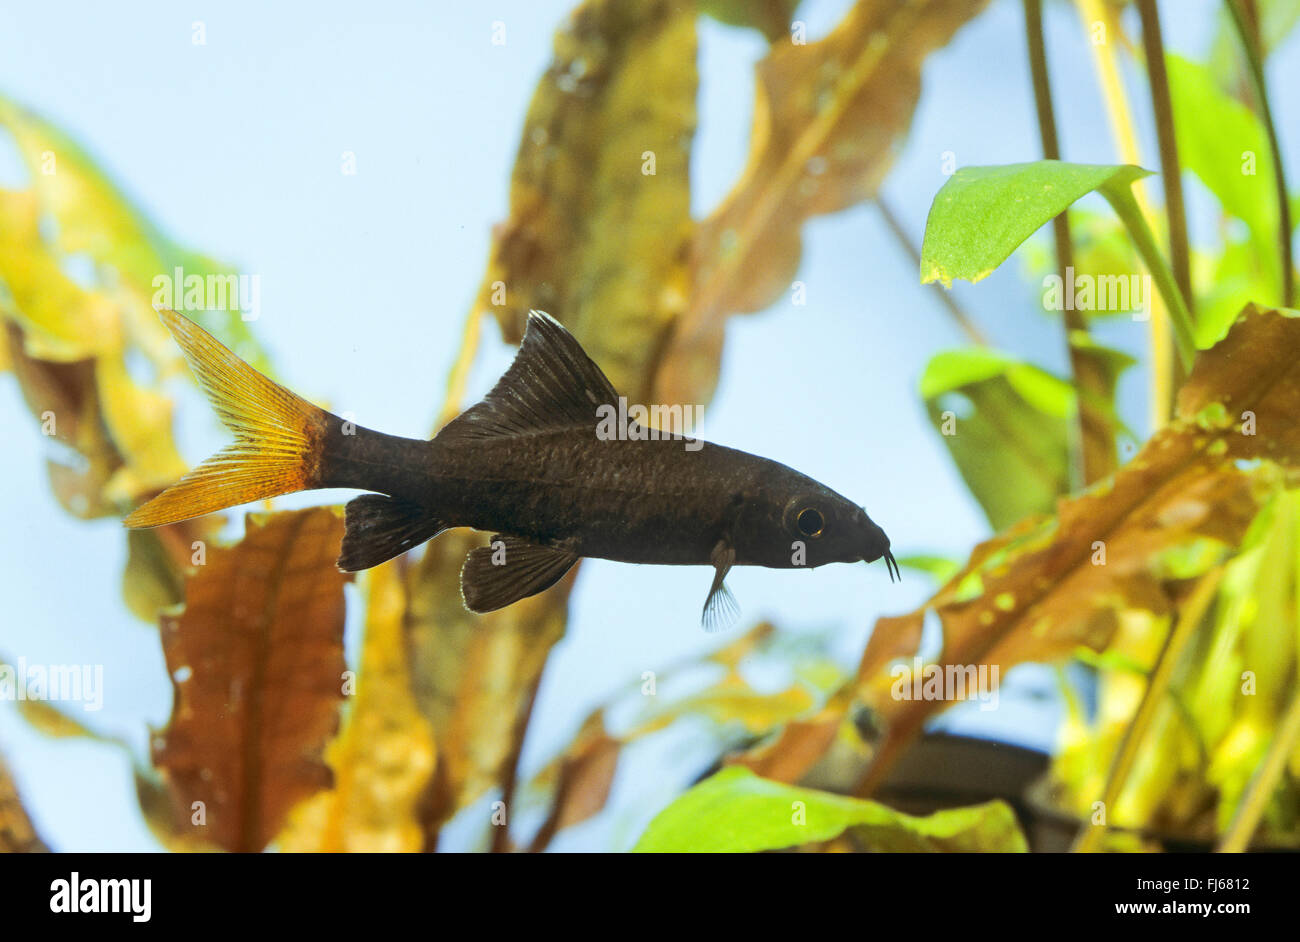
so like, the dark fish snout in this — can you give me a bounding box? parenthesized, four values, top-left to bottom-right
(859, 511, 898, 582)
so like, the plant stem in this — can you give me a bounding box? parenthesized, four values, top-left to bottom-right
(434, 308, 485, 433)
(490, 670, 544, 853)
(1136, 0, 1194, 317)
(1074, 0, 1179, 425)
(1072, 567, 1222, 853)
(1218, 678, 1300, 852)
(1023, 0, 1115, 488)
(1103, 184, 1197, 373)
(1226, 0, 1295, 307)
(875, 198, 988, 347)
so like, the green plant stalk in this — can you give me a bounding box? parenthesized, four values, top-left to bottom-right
(875, 197, 989, 347)
(1226, 0, 1295, 307)
(1023, 0, 1116, 488)
(1102, 185, 1197, 373)
(1135, 0, 1194, 316)
(1072, 567, 1221, 853)
(1217, 679, 1300, 852)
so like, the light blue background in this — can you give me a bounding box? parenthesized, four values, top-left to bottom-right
(0, 0, 1291, 851)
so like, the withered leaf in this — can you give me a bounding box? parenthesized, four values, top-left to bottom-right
(527, 710, 621, 851)
(855, 304, 1300, 789)
(405, 530, 575, 842)
(656, 0, 991, 405)
(473, 0, 696, 399)
(153, 507, 348, 852)
(278, 560, 436, 852)
(0, 753, 48, 853)
(5, 321, 121, 519)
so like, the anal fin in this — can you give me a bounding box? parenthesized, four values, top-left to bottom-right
(338, 494, 446, 572)
(461, 535, 578, 613)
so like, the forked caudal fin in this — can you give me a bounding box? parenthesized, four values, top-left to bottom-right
(123, 309, 332, 528)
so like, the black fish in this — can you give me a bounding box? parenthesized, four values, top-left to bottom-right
(125, 309, 897, 628)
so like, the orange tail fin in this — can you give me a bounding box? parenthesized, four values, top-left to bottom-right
(123, 309, 329, 528)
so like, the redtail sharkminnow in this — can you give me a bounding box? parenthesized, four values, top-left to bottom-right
(125, 309, 897, 629)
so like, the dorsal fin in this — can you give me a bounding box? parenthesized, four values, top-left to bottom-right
(436, 311, 619, 444)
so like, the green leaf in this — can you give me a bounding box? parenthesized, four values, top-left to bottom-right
(1167, 54, 1281, 303)
(1208, 0, 1300, 83)
(896, 554, 961, 584)
(634, 766, 1027, 852)
(920, 161, 1151, 288)
(920, 349, 1072, 530)
(1022, 208, 1145, 319)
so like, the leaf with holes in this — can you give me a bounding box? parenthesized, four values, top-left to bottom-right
(153, 508, 348, 853)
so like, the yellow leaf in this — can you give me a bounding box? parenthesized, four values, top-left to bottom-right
(278, 560, 436, 853)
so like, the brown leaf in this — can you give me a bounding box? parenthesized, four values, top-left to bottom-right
(727, 708, 844, 783)
(855, 304, 1300, 791)
(5, 321, 122, 519)
(152, 507, 349, 852)
(0, 753, 48, 853)
(473, 0, 697, 399)
(528, 710, 621, 851)
(656, 0, 991, 404)
(404, 530, 575, 843)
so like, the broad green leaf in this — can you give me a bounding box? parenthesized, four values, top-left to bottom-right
(920, 161, 1150, 288)
(633, 766, 1026, 852)
(920, 349, 1072, 530)
(1167, 54, 1280, 306)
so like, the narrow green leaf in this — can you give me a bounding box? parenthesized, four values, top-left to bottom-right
(633, 766, 1027, 852)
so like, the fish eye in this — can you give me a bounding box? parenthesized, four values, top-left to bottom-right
(796, 507, 825, 538)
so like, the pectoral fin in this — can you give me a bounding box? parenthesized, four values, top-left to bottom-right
(338, 494, 446, 571)
(461, 535, 579, 613)
(702, 539, 739, 633)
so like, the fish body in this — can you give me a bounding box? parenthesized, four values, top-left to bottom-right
(326, 428, 879, 569)
(126, 309, 896, 626)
